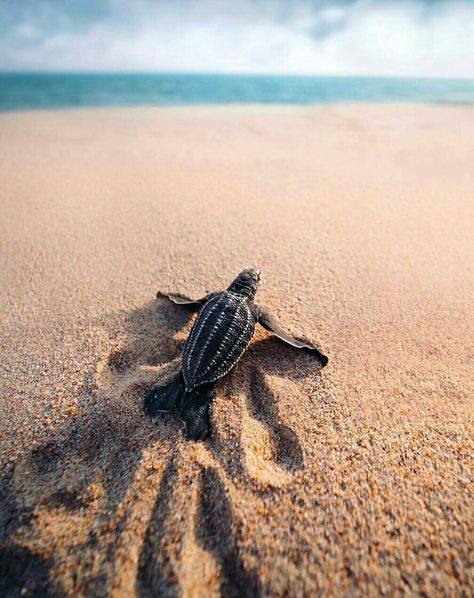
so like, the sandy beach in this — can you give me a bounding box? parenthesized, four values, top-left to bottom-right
(1, 103, 473, 596)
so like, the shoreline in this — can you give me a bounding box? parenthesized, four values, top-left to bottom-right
(1, 99, 474, 115)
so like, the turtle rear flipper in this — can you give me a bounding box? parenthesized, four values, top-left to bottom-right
(144, 373, 185, 414)
(180, 385, 215, 440)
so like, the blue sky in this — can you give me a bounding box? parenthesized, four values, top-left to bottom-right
(1, 0, 473, 77)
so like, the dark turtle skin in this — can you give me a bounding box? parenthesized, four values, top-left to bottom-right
(182, 290, 256, 390)
(144, 268, 328, 440)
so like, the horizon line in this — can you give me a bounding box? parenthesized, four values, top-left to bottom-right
(1, 70, 474, 83)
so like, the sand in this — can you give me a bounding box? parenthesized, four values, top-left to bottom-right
(0, 103, 473, 597)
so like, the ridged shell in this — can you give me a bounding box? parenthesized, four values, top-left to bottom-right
(182, 291, 256, 391)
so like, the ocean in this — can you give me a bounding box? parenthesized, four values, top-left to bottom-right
(1, 73, 474, 111)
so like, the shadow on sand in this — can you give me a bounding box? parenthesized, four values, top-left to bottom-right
(2, 296, 326, 596)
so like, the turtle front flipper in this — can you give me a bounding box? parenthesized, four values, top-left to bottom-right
(255, 305, 328, 367)
(144, 372, 185, 414)
(179, 384, 215, 441)
(156, 290, 221, 311)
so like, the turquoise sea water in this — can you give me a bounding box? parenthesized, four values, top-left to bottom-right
(1, 73, 474, 111)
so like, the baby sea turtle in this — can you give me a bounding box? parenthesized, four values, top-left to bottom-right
(144, 268, 328, 440)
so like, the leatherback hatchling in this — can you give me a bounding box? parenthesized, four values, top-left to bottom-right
(144, 268, 328, 440)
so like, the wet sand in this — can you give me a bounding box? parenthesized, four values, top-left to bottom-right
(1, 104, 473, 596)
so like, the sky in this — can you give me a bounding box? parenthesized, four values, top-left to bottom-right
(1, 0, 473, 77)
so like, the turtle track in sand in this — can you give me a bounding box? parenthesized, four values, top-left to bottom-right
(247, 368, 304, 472)
(104, 299, 319, 596)
(194, 466, 261, 598)
(136, 455, 262, 598)
(2, 298, 324, 597)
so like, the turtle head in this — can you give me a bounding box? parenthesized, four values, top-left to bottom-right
(228, 267, 261, 301)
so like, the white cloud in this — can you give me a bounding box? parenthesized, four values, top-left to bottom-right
(1, 0, 474, 77)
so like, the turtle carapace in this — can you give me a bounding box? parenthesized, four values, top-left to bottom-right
(144, 268, 328, 440)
